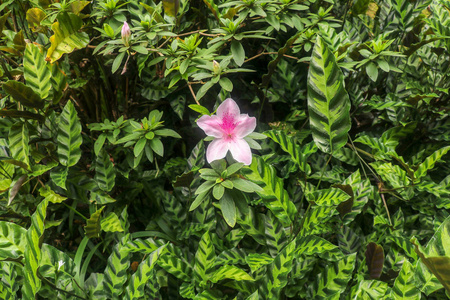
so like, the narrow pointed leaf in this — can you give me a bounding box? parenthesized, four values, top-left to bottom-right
(24, 43, 51, 99)
(57, 100, 82, 167)
(307, 36, 351, 153)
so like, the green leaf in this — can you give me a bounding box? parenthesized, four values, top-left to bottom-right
(189, 104, 210, 115)
(3, 80, 44, 109)
(158, 245, 193, 281)
(242, 157, 297, 226)
(0, 109, 44, 121)
(295, 235, 344, 261)
(163, 0, 179, 17)
(219, 191, 236, 227)
(306, 188, 351, 206)
(307, 36, 351, 154)
(414, 146, 450, 181)
(231, 40, 245, 66)
(246, 253, 273, 273)
(112, 51, 126, 74)
(0, 221, 27, 260)
(194, 231, 216, 285)
(365, 242, 385, 279)
(308, 253, 356, 299)
(265, 130, 317, 174)
(190, 191, 210, 211)
(94, 134, 106, 157)
(24, 43, 51, 99)
(50, 166, 69, 190)
(124, 245, 167, 300)
(57, 100, 82, 167)
(230, 177, 263, 193)
(154, 128, 181, 138)
(8, 123, 30, 168)
(211, 265, 254, 283)
(265, 211, 287, 257)
(260, 240, 296, 298)
(95, 149, 116, 192)
(85, 206, 105, 238)
(350, 280, 389, 299)
(46, 12, 89, 63)
(391, 260, 420, 300)
(196, 80, 215, 101)
(39, 185, 66, 203)
(149, 138, 164, 157)
(219, 77, 233, 92)
(22, 199, 49, 298)
(412, 215, 450, 295)
(134, 138, 147, 158)
(103, 236, 132, 299)
(101, 212, 124, 233)
(366, 62, 378, 81)
(213, 183, 224, 200)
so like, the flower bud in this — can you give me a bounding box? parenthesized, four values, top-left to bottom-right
(213, 60, 220, 75)
(121, 21, 131, 47)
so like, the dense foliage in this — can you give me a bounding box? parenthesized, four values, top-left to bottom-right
(0, 0, 450, 299)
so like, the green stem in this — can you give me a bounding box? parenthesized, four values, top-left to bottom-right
(63, 202, 88, 221)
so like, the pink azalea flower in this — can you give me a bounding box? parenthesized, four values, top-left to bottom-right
(197, 98, 256, 165)
(121, 21, 131, 46)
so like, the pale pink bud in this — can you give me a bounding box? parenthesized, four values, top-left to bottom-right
(121, 21, 131, 46)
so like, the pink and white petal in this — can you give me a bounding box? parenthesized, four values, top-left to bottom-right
(235, 115, 256, 138)
(206, 138, 229, 163)
(216, 98, 240, 119)
(197, 115, 223, 138)
(228, 138, 252, 165)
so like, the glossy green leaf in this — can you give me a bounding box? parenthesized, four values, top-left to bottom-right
(414, 146, 450, 181)
(39, 185, 66, 203)
(391, 260, 420, 300)
(103, 236, 131, 299)
(46, 12, 89, 63)
(243, 157, 297, 226)
(3, 80, 44, 109)
(260, 240, 296, 298)
(412, 215, 450, 295)
(57, 100, 82, 167)
(24, 43, 51, 99)
(349, 279, 389, 299)
(219, 191, 236, 227)
(194, 231, 216, 285)
(85, 206, 105, 238)
(211, 265, 253, 283)
(95, 149, 116, 192)
(265, 211, 287, 257)
(8, 123, 30, 168)
(0, 221, 27, 260)
(101, 212, 124, 233)
(22, 199, 49, 298)
(231, 40, 245, 66)
(124, 244, 167, 300)
(308, 253, 356, 299)
(265, 130, 317, 174)
(296, 235, 344, 261)
(307, 36, 351, 154)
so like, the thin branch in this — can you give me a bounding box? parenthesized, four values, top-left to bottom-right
(187, 82, 199, 105)
(244, 52, 299, 63)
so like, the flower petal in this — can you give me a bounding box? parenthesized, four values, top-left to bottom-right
(197, 115, 223, 138)
(229, 138, 252, 165)
(217, 98, 240, 119)
(235, 115, 256, 138)
(206, 138, 229, 163)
